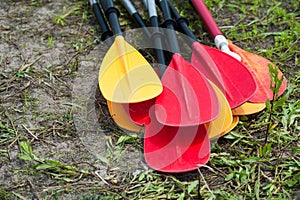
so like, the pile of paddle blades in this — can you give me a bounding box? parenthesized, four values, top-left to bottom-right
(89, 0, 287, 173)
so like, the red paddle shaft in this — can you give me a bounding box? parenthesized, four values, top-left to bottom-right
(191, 0, 222, 38)
(191, 0, 241, 61)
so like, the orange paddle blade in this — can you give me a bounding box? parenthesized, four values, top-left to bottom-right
(227, 40, 287, 103)
(205, 82, 233, 139)
(232, 102, 266, 116)
(107, 101, 144, 132)
(210, 116, 239, 140)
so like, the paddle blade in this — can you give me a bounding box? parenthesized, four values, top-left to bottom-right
(205, 82, 233, 139)
(144, 110, 210, 173)
(126, 98, 155, 126)
(99, 36, 162, 103)
(107, 101, 144, 132)
(155, 53, 220, 126)
(227, 40, 287, 102)
(210, 116, 239, 140)
(232, 102, 266, 116)
(191, 42, 257, 108)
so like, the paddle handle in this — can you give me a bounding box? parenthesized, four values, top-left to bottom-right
(89, 0, 114, 45)
(158, 0, 180, 53)
(167, 1, 197, 44)
(100, 0, 122, 35)
(118, 0, 151, 38)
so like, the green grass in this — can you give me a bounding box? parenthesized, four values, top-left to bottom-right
(0, 0, 299, 199)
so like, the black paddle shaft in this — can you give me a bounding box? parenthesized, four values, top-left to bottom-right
(100, 0, 122, 36)
(167, 1, 198, 45)
(157, 0, 181, 53)
(89, 0, 114, 45)
(146, 0, 167, 76)
(119, 0, 152, 39)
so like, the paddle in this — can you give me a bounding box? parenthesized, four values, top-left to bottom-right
(89, 0, 143, 132)
(120, 0, 211, 172)
(117, 0, 166, 127)
(154, 0, 220, 126)
(190, 0, 287, 103)
(144, 108, 210, 172)
(122, 0, 232, 139)
(167, 1, 257, 109)
(118, 0, 167, 76)
(161, 1, 234, 138)
(98, 0, 162, 103)
(167, 2, 265, 116)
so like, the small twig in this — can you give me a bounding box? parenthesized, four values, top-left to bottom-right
(22, 124, 39, 140)
(1, 81, 31, 102)
(280, 38, 299, 58)
(95, 170, 110, 185)
(42, 181, 100, 192)
(197, 168, 215, 199)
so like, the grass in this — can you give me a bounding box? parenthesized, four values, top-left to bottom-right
(0, 0, 299, 199)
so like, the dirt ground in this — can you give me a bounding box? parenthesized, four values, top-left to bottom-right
(0, 0, 299, 199)
(0, 0, 154, 199)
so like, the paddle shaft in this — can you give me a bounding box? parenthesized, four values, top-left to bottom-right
(190, 0, 222, 38)
(118, 0, 152, 39)
(146, 0, 167, 76)
(158, 0, 180, 53)
(167, 1, 197, 44)
(120, 0, 167, 76)
(89, 0, 114, 45)
(100, 0, 122, 35)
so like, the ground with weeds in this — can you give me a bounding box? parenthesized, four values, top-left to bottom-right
(0, 0, 299, 199)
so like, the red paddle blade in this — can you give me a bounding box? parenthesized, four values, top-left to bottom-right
(227, 40, 287, 102)
(191, 43, 257, 108)
(144, 110, 210, 173)
(155, 53, 220, 126)
(125, 98, 155, 126)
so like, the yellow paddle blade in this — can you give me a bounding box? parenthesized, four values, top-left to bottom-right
(99, 36, 163, 103)
(107, 101, 144, 132)
(205, 82, 233, 139)
(232, 102, 266, 115)
(210, 116, 239, 141)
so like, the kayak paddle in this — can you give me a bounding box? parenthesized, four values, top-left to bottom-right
(118, 0, 211, 172)
(167, 1, 266, 115)
(89, 0, 143, 132)
(144, 109, 210, 172)
(99, 0, 162, 103)
(155, 0, 220, 126)
(117, 0, 166, 127)
(118, 0, 167, 76)
(123, 0, 232, 139)
(190, 0, 287, 103)
(167, 1, 257, 109)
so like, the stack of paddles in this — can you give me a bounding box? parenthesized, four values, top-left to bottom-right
(88, 0, 287, 173)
